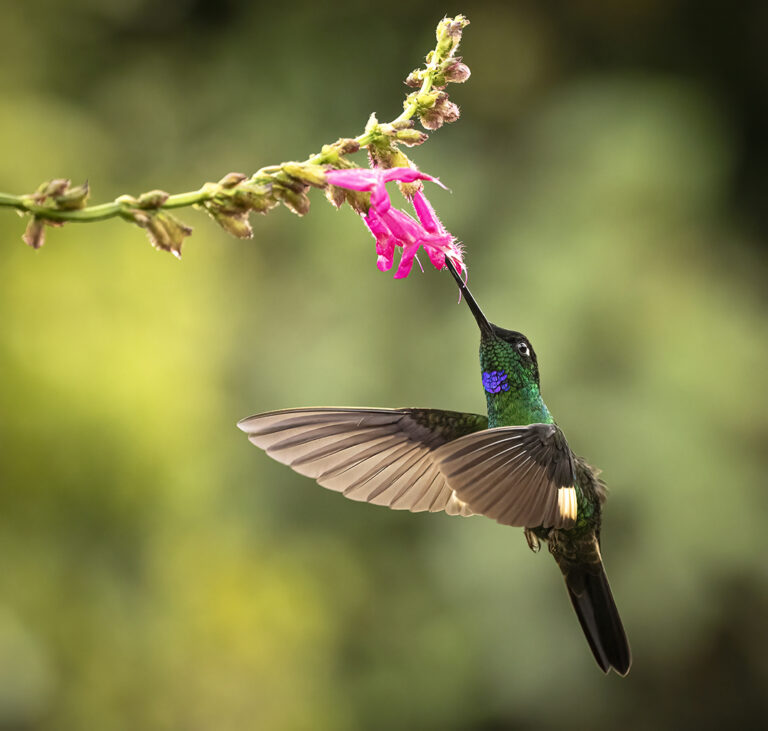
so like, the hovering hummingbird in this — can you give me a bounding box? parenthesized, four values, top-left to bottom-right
(237, 262, 631, 676)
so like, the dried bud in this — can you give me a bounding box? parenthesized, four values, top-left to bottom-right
(344, 189, 370, 214)
(367, 143, 411, 171)
(137, 190, 170, 209)
(335, 138, 361, 155)
(282, 162, 327, 188)
(37, 179, 71, 200)
(274, 186, 310, 216)
(395, 129, 428, 147)
(440, 100, 460, 123)
(22, 217, 46, 249)
(325, 185, 347, 209)
(419, 109, 444, 130)
(443, 60, 471, 83)
(438, 15, 469, 43)
(404, 70, 422, 88)
(218, 172, 248, 188)
(232, 184, 279, 214)
(54, 181, 90, 210)
(134, 211, 192, 258)
(206, 205, 253, 239)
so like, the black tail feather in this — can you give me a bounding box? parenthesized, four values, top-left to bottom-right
(565, 563, 631, 676)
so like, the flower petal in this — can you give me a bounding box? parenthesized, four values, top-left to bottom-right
(363, 209, 397, 271)
(324, 168, 381, 191)
(412, 190, 443, 234)
(394, 243, 421, 279)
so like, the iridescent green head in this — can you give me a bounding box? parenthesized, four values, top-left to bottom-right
(446, 262, 552, 426)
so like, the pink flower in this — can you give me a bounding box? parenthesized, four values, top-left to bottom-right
(325, 166, 465, 279)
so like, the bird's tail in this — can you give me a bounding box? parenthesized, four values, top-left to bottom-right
(562, 561, 631, 676)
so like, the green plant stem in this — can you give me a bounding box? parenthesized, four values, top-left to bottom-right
(0, 31, 445, 225)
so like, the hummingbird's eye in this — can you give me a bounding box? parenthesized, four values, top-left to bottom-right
(517, 342, 531, 358)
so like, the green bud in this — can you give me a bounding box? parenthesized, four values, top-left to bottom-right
(322, 138, 360, 162)
(54, 181, 90, 210)
(137, 190, 170, 209)
(22, 217, 46, 249)
(116, 194, 139, 208)
(431, 73, 447, 90)
(395, 129, 428, 147)
(282, 162, 327, 188)
(364, 113, 379, 134)
(391, 119, 415, 131)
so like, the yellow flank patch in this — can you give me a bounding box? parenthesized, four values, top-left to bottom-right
(557, 486, 578, 522)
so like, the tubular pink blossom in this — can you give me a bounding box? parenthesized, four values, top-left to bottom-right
(326, 165, 464, 278)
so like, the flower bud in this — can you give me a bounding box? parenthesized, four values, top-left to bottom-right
(325, 185, 347, 209)
(440, 100, 460, 123)
(137, 190, 170, 209)
(36, 179, 70, 200)
(438, 15, 469, 44)
(334, 138, 361, 155)
(345, 189, 370, 214)
(22, 217, 46, 249)
(364, 113, 379, 134)
(395, 129, 428, 147)
(443, 59, 471, 83)
(232, 184, 279, 214)
(206, 206, 253, 238)
(390, 119, 415, 131)
(130, 210, 191, 258)
(367, 143, 411, 171)
(274, 186, 310, 216)
(404, 70, 421, 88)
(419, 109, 444, 130)
(282, 162, 327, 188)
(54, 181, 90, 210)
(218, 172, 248, 188)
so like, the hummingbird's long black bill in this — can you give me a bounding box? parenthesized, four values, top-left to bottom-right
(445, 259, 495, 338)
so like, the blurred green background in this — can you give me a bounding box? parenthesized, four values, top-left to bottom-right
(2, 1, 768, 729)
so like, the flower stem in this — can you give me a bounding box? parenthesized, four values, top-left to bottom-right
(0, 14, 470, 257)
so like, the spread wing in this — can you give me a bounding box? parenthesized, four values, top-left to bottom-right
(237, 408, 488, 516)
(433, 423, 578, 529)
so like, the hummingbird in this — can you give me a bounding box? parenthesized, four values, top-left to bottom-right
(237, 262, 631, 676)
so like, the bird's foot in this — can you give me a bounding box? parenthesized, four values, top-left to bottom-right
(524, 528, 541, 553)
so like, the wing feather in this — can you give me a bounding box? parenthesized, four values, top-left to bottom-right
(433, 424, 576, 529)
(238, 408, 487, 517)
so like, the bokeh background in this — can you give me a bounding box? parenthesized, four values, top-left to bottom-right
(1, 1, 768, 728)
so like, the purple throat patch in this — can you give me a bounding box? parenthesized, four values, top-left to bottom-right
(482, 370, 510, 394)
